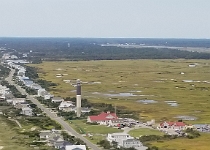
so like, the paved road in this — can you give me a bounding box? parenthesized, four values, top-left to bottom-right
(6, 69, 101, 150)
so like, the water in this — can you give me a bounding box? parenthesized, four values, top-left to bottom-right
(137, 100, 157, 104)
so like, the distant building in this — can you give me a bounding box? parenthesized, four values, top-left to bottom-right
(87, 111, 118, 125)
(51, 97, 64, 103)
(59, 101, 75, 112)
(107, 133, 134, 144)
(21, 107, 33, 116)
(65, 145, 86, 150)
(120, 139, 147, 150)
(159, 121, 186, 130)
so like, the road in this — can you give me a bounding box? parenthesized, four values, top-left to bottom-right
(6, 69, 101, 150)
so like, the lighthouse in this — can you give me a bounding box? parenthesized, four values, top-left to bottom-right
(76, 79, 82, 117)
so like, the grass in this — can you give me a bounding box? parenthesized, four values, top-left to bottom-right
(29, 59, 210, 122)
(0, 116, 34, 150)
(69, 119, 122, 144)
(129, 128, 164, 137)
(69, 119, 122, 134)
(150, 133, 210, 150)
(29, 59, 210, 149)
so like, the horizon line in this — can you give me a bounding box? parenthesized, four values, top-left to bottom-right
(0, 36, 209, 40)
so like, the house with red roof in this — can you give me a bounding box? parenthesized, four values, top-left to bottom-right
(159, 121, 186, 130)
(87, 111, 118, 125)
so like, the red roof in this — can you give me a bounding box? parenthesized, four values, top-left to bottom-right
(160, 121, 186, 127)
(89, 112, 118, 122)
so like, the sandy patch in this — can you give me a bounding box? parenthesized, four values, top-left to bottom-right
(0, 146, 4, 150)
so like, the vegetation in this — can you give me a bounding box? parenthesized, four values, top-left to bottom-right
(1, 80, 26, 98)
(29, 59, 210, 123)
(0, 64, 10, 77)
(129, 128, 164, 137)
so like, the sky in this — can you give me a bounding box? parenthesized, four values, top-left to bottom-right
(0, 0, 210, 38)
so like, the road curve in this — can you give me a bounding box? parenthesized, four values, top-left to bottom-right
(6, 69, 101, 150)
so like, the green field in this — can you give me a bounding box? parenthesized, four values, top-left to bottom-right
(0, 116, 34, 150)
(69, 119, 122, 144)
(129, 128, 164, 137)
(30, 59, 210, 122)
(29, 59, 210, 149)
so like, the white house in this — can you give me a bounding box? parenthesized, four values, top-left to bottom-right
(8, 98, 26, 106)
(38, 89, 48, 97)
(65, 145, 86, 150)
(107, 133, 134, 143)
(59, 101, 75, 112)
(119, 139, 147, 150)
(21, 107, 33, 116)
(51, 97, 64, 103)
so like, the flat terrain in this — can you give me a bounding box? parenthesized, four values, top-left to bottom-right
(29, 59, 210, 149)
(129, 128, 164, 137)
(30, 59, 210, 123)
(0, 115, 33, 150)
(69, 119, 122, 144)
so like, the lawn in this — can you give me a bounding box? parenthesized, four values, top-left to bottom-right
(0, 116, 34, 150)
(29, 59, 210, 149)
(70, 119, 122, 134)
(150, 133, 210, 150)
(129, 128, 164, 137)
(69, 119, 122, 144)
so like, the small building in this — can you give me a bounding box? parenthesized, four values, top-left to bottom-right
(59, 101, 75, 112)
(6, 98, 26, 106)
(107, 133, 134, 143)
(30, 83, 42, 90)
(159, 121, 186, 130)
(21, 107, 33, 116)
(87, 111, 118, 125)
(65, 145, 86, 150)
(108, 119, 124, 127)
(119, 139, 147, 150)
(51, 97, 64, 103)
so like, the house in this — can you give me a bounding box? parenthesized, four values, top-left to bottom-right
(159, 121, 186, 130)
(21, 107, 33, 116)
(108, 119, 124, 127)
(30, 83, 42, 90)
(23, 79, 34, 87)
(51, 97, 64, 103)
(107, 133, 134, 143)
(54, 140, 72, 149)
(15, 102, 30, 109)
(74, 107, 91, 114)
(6, 98, 26, 106)
(65, 145, 86, 150)
(59, 101, 75, 112)
(38, 89, 47, 97)
(87, 111, 118, 125)
(44, 94, 52, 100)
(39, 130, 71, 149)
(119, 139, 147, 150)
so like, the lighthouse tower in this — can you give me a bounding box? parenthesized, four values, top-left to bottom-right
(76, 79, 82, 117)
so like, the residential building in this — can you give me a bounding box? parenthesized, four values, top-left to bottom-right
(65, 145, 86, 150)
(39, 130, 71, 149)
(21, 107, 33, 116)
(30, 83, 42, 90)
(107, 133, 134, 143)
(159, 121, 186, 130)
(74, 107, 91, 114)
(108, 119, 124, 127)
(87, 111, 118, 125)
(51, 97, 64, 103)
(59, 101, 75, 112)
(120, 139, 147, 150)
(6, 98, 26, 106)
